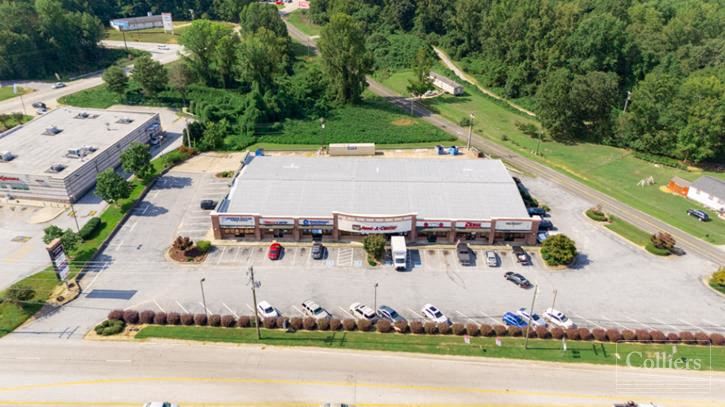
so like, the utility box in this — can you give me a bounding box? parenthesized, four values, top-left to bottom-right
(328, 143, 375, 156)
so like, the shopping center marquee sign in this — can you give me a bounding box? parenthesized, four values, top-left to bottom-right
(336, 213, 414, 233)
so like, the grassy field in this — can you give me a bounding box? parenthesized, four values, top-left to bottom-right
(0, 86, 29, 102)
(604, 216, 652, 247)
(286, 10, 321, 36)
(0, 113, 32, 132)
(380, 69, 725, 244)
(136, 326, 724, 371)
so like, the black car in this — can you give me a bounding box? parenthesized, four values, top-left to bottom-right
(311, 241, 325, 260)
(537, 218, 553, 231)
(512, 246, 530, 265)
(504, 271, 532, 288)
(200, 199, 216, 210)
(31, 101, 47, 109)
(686, 208, 710, 222)
(528, 207, 547, 217)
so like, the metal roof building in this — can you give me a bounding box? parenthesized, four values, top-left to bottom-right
(212, 155, 539, 244)
(0, 107, 161, 202)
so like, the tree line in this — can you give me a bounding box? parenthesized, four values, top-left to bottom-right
(308, 0, 724, 164)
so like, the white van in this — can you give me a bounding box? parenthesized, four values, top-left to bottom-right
(390, 236, 407, 271)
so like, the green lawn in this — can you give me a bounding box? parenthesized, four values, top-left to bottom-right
(104, 21, 194, 44)
(0, 86, 29, 102)
(0, 113, 32, 132)
(380, 69, 725, 245)
(136, 326, 724, 371)
(604, 216, 652, 247)
(286, 10, 321, 36)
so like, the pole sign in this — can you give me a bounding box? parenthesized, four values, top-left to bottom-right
(46, 238, 70, 282)
(161, 13, 173, 33)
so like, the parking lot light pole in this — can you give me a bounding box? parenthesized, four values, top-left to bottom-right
(467, 113, 474, 150)
(551, 289, 558, 310)
(524, 285, 538, 350)
(373, 282, 379, 311)
(199, 278, 208, 316)
(247, 266, 261, 340)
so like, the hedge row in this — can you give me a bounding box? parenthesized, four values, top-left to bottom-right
(109, 310, 725, 346)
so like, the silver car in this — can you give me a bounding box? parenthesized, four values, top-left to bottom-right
(485, 251, 498, 267)
(302, 300, 331, 320)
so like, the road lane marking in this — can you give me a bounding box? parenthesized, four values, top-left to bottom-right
(175, 301, 189, 314)
(222, 302, 238, 318)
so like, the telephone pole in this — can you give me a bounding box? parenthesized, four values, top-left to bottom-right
(467, 113, 474, 150)
(524, 284, 538, 350)
(247, 266, 261, 340)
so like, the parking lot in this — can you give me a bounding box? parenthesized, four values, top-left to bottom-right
(9, 164, 725, 342)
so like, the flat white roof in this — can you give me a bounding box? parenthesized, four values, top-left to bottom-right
(223, 156, 530, 219)
(0, 107, 156, 177)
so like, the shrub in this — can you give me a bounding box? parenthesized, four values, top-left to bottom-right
(438, 322, 451, 335)
(680, 331, 696, 344)
(591, 328, 607, 341)
(635, 329, 651, 342)
(220, 315, 235, 327)
(711, 267, 725, 292)
(317, 318, 330, 331)
(303, 317, 317, 330)
(394, 320, 408, 333)
(585, 207, 607, 222)
(79, 217, 101, 240)
(578, 328, 593, 341)
(196, 240, 212, 254)
(290, 317, 303, 330)
(666, 333, 680, 343)
(377, 320, 392, 333)
(452, 323, 465, 335)
(194, 314, 208, 326)
(172, 236, 194, 252)
(606, 329, 622, 342)
(153, 312, 167, 325)
(180, 313, 194, 326)
(645, 243, 671, 256)
(362, 234, 386, 261)
(342, 319, 356, 331)
(551, 327, 565, 339)
(507, 326, 522, 337)
(238, 315, 250, 328)
(565, 328, 579, 340)
(650, 232, 675, 252)
(526, 328, 537, 338)
(694, 332, 710, 345)
(709, 333, 725, 346)
(357, 319, 372, 332)
(541, 234, 577, 266)
(329, 318, 342, 331)
(632, 151, 686, 170)
(493, 325, 508, 337)
(650, 330, 666, 343)
(423, 322, 438, 335)
(410, 320, 424, 334)
(94, 319, 125, 336)
(536, 327, 551, 339)
(480, 324, 494, 337)
(276, 316, 288, 329)
(208, 314, 221, 327)
(123, 310, 139, 324)
(263, 317, 276, 329)
(108, 309, 124, 321)
(139, 310, 155, 324)
(466, 323, 480, 337)
(622, 330, 636, 341)
(167, 312, 181, 325)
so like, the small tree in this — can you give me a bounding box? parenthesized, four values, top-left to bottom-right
(168, 62, 193, 105)
(650, 232, 676, 252)
(102, 65, 128, 98)
(406, 47, 434, 107)
(42, 225, 64, 244)
(133, 55, 168, 97)
(121, 142, 154, 180)
(4, 284, 35, 305)
(95, 169, 131, 206)
(362, 234, 386, 261)
(540, 234, 577, 266)
(42, 225, 80, 252)
(711, 267, 725, 290)
(173, 236, 194, 252)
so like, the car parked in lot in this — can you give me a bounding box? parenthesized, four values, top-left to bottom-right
(527, 207, 547, 217)
(543, 308, 575, 329)
(199, 199, 216, 210)
(143, 402, 178, 407)
(512, 246, 530, 265)
(35, 107, 48, 115)
(485, 250, 498, 267)
(311, 241, 325, 260)
(31, 101, 46, 109)
(533, 215, 553, 230)
(421, 304, 449, 324)
(52, 82, 65, 89)
(301, 300, 331, 320)
(257, 300, 279, 319)
(376, 305, 405, 324)
(686, 208, 710, 222)
(349, 303, 377, 322)
(537, 232, 548, 244)
(502, 311, 528, 328)
(504, 271, 532, 288)
(516, 308, 546, 327)
(267, 242, 282, 260)
(456, 241, 473, 266)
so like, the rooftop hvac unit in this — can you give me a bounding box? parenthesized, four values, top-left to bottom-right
(117, 117, 134, 124)
(43, 126, 63, 135)
(0, 151, 15, 162)
(48, 164, 66, 173)
(74, 112, 99, 119)
(67, 145, 98, 159)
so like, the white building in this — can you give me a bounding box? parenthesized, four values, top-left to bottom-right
(687, 176, 725, 213)
(110, 15, 165, 31)
(429, 72, 464, 96)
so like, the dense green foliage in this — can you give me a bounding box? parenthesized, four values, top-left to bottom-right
(132, 55, 168, 97)
(319, 14, 372, 104)
(95, 169, 131, 205)
(94, 319, 125, 336)
(102, 65, 128, 97)
(79, 217, 101, 241)
(42, 225, 82, 253)
(540, 234, 577, 266)
(121, 142, 154, 180)
(363, 234, 386, 261)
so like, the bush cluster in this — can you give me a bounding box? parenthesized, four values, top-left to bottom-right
(94, 319, 125, 336)
(79, 217, 101, 240)
(140, 310, 155, 324)
(585, 208, 607, 222)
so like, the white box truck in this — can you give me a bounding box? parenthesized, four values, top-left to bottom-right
(391, 236, 407, 271)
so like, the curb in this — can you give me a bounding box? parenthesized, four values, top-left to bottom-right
(702, 277, 725, 299)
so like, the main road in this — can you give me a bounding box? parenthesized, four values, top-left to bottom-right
(0, 338, 720, 406)
(283, 19, 724, 266)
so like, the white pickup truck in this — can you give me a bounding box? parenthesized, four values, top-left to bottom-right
(391, 236, 407, 271)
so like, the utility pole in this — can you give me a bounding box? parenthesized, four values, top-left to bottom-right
(623, 91, 632, 112)
(524, 285, 539, 350)
(373, 282, 379, 311)
(68, 197, 80, 233)
(551, 289, 558, 310)
(121, 28, 129, 54)
(467, 113, 474, 150)
(199, 277, 208, 316)
(247, 266, 261, 340)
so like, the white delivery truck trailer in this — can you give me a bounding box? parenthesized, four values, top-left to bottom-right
(391, 236, 407, 271)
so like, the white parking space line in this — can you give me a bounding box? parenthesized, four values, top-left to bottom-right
(216, 247, 227, 265)
(455, 311, 478, 324)
(338, 306, 354, 319)
(650, 317, 680, 333)
(701, 319, 721, 331)
(114, 239, 125, 251)
(600, 315, 627, 330)
(406, 307, 425, 320)
(246, 303, 256, 314)
(222, 302, 238, 318)
(572, 313, 604, 329)
(626, 316, 654, 330)
(175, 301, 189, 314)
(128, 222, 138, 233)
(678, 318, 706, 332)
(480, 310, 500, 325)
(153, 299, 166, 313)
(124, 299, 152, 311)
(198, 302, 208, 314)
(292, 305, 305, 316)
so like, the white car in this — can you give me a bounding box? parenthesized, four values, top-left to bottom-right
(543, 307, 575, 329)
(485, 251, 498, 267)
(516, 307, 547, 328)
(349, 302, 377, 322)
(143, 403, 179, 407)
(421, 304, 449, 324)
(52, 82, 66, 89)
(257, 301, 279, 319)
(537, 232, 548, 244)
(301, 300, 331, 320)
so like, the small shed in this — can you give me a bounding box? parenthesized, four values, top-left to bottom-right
(667, 176, 691, 197)
(687, 176, 725, 213)
(429, 72, 464, 96)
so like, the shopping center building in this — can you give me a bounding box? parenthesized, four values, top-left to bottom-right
(211, 155, 539, 244)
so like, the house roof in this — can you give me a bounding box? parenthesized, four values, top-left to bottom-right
(429, 72, 463, 89)
(670, 176, 692, 187)
(691, 176, 725, 199)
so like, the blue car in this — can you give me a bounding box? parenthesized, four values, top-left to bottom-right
(502, 312, 528, 328)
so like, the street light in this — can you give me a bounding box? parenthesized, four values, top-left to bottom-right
(524, 284, 539, 350)
(68, 195, 80, 233)
(200, 277, 208, 316)
(373, 282, 379, 311)
(551, 288, 558, 310)
(247, 266, 261, 340)
(467, 113, 475, 150)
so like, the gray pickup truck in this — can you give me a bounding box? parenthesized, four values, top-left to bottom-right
(456, 241, 473, 266)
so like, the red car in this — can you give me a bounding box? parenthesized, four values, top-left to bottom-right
(267, 242, 282, 260)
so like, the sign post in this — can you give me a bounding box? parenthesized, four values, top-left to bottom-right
(46, 238, 70, 283)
